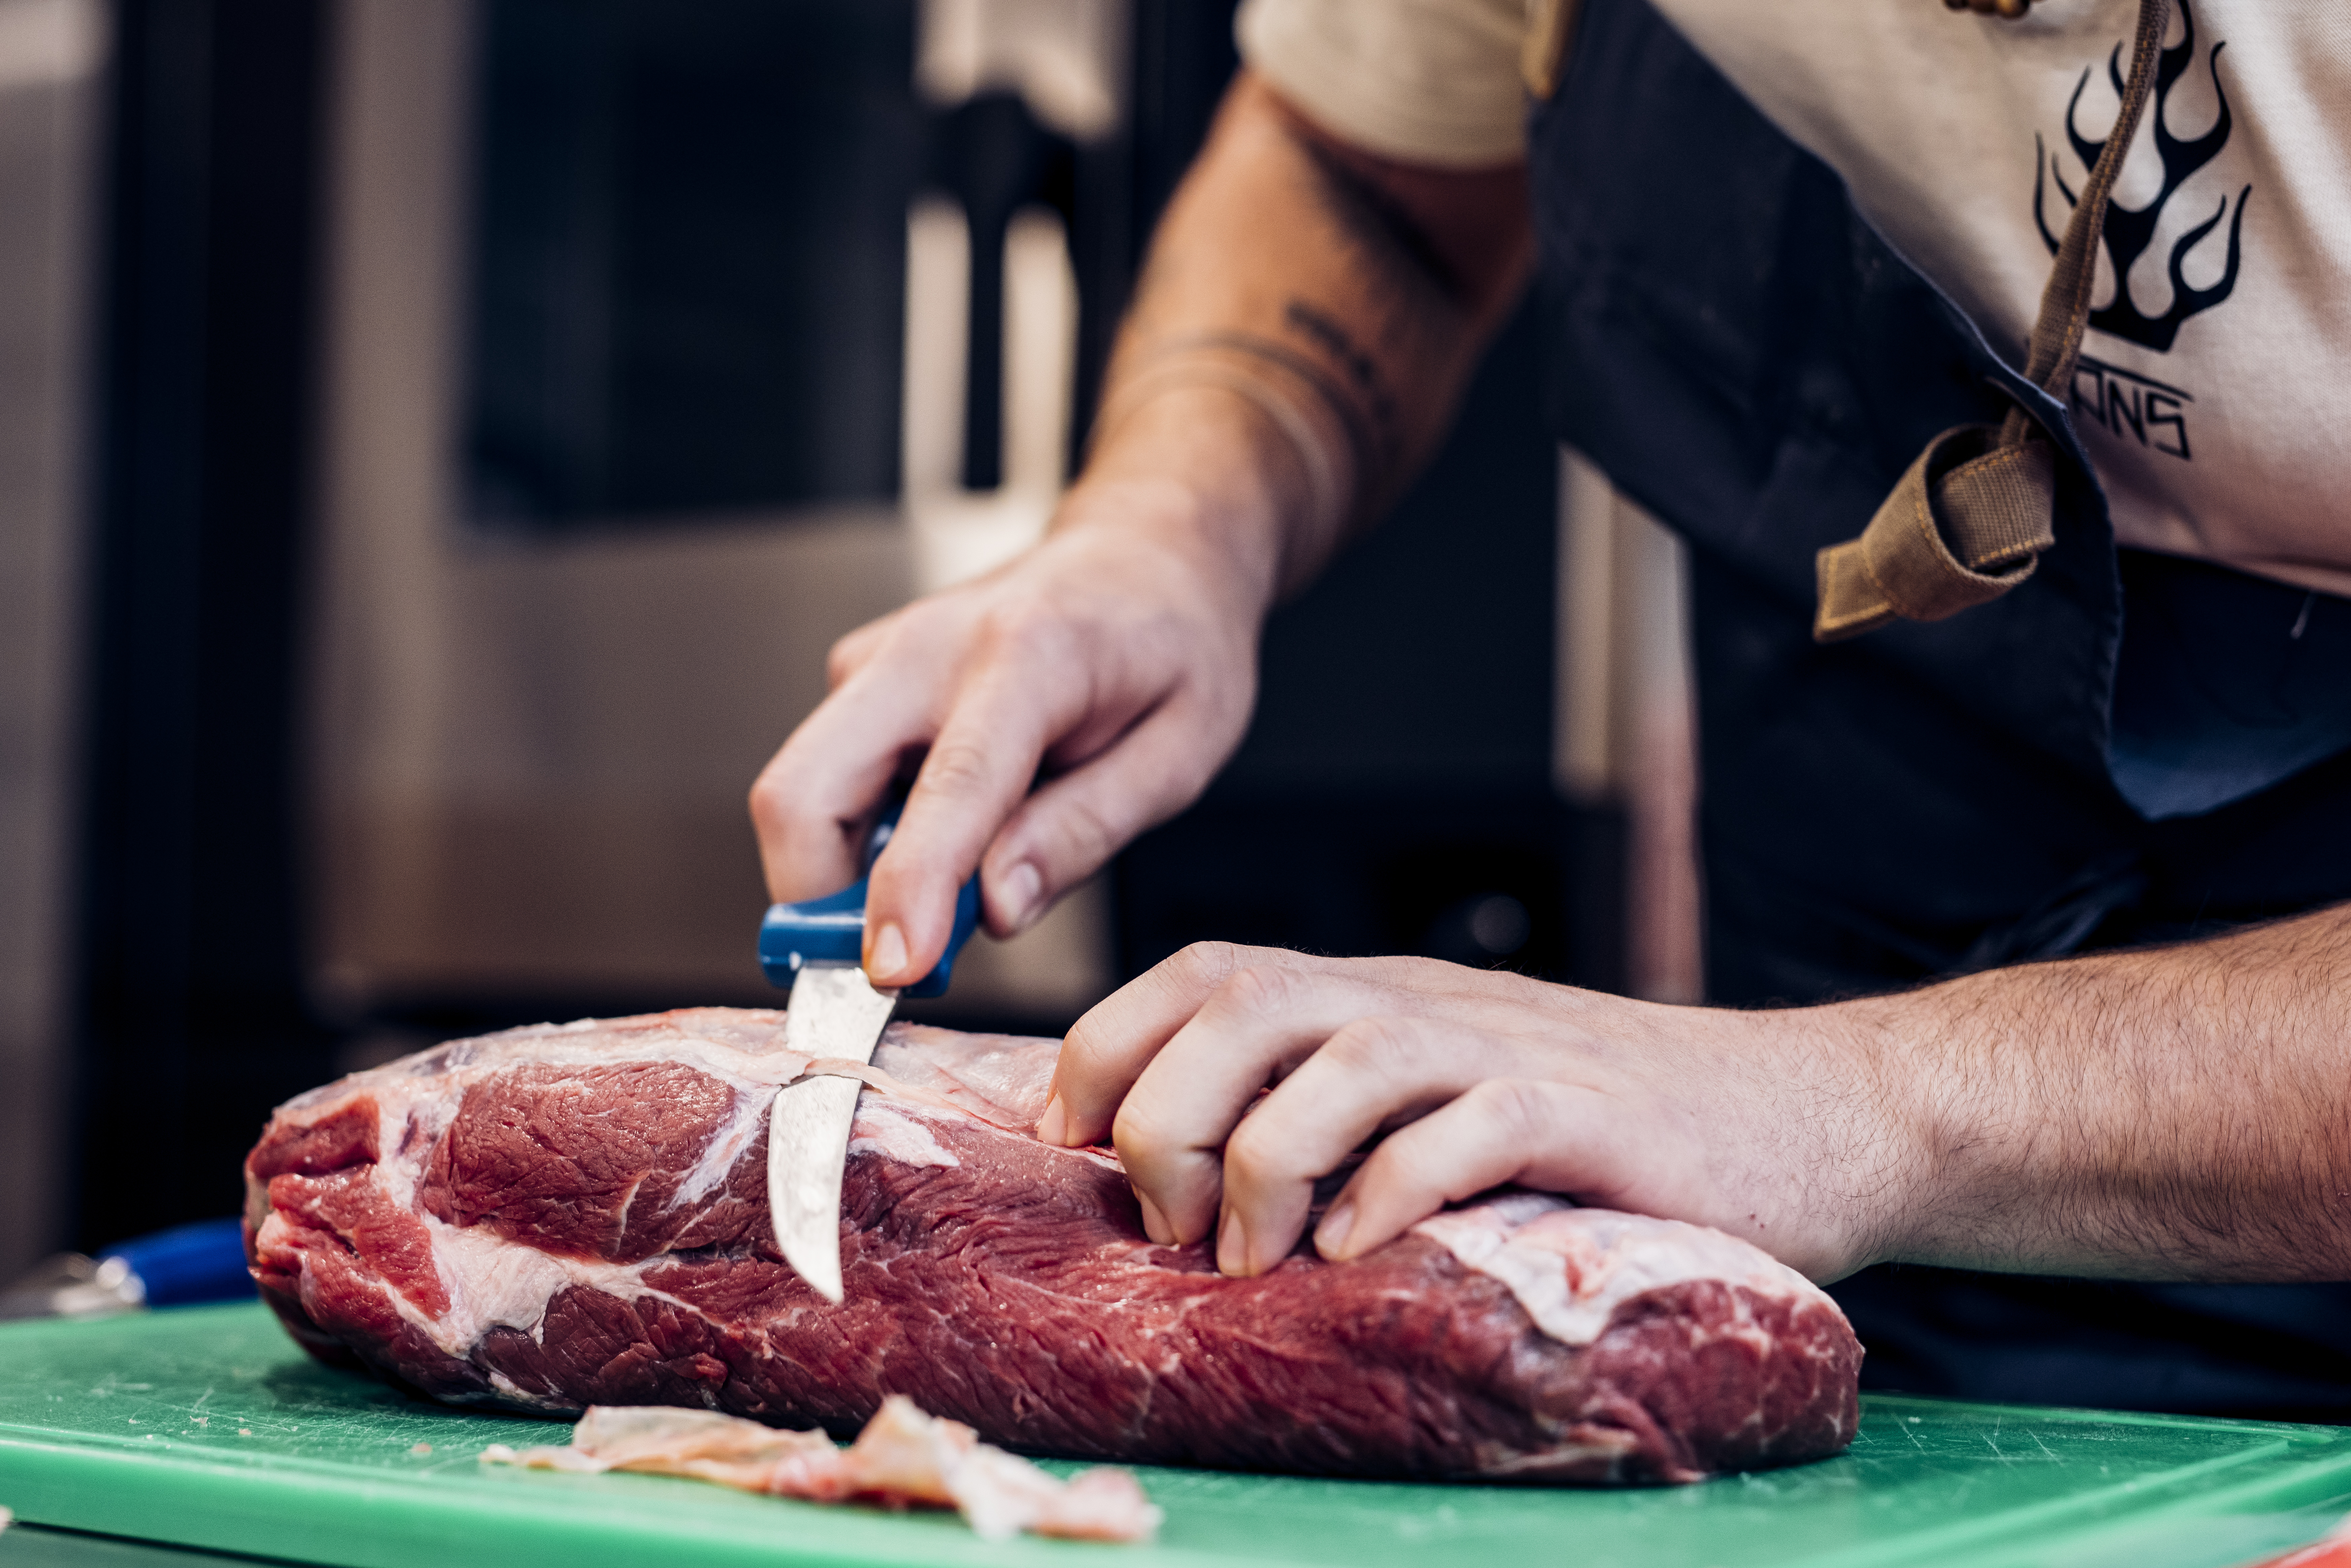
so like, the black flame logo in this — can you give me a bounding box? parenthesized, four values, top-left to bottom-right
(2033, 0, 2251, 354)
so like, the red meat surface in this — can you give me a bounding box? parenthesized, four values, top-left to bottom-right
(245, 1008, 1861, 1483)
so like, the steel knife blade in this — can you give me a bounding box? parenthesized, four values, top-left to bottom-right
(768, 961, 899, 1305)
(756, 799, 980, 1305)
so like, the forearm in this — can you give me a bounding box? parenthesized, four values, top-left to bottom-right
(1829, 903, 2351, 1281)
(1071, 71, 1531, 604)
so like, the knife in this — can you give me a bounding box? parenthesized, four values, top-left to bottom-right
(758, 801, 978, 1303)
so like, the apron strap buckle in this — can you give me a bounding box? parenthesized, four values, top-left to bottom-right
(1813, 0, 2172, 643)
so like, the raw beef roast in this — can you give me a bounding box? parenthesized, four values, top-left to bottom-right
(245, 1008, 1861, 1483)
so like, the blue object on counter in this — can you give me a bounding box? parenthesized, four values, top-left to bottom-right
(101, 1218, 253, 1308)
(758, 797, 979, 1000)
(1, 1218, 255, 1319)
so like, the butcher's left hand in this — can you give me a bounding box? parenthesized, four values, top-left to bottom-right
(1038, 945, 1917, 1282)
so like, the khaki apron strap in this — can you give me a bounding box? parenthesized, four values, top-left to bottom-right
(1814, 0, 2172, 643)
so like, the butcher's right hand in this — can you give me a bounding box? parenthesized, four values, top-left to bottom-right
(750, 478, 1266, 990)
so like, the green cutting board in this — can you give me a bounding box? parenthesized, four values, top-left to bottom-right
(1, 1304, 2348, 1568)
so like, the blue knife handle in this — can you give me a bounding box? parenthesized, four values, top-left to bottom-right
(758, 798, 979, 1000)
(101, 1217, 254, 1307)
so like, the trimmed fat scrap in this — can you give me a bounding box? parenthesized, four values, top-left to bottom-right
(245, 1008, 1864, 1484)
(483, 1397, 1162, 1543)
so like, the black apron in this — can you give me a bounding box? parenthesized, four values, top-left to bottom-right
(1530, 0, 2351, 1419)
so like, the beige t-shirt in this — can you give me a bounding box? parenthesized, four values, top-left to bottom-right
(1237, 0, 2351, 598)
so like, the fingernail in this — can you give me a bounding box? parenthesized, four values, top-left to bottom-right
(1136, 1190, 1170, 1245)
(1001, 861, 1044, 932)
(1315, 1201, 1355, 1260)
(1036, 1094, 1068, 1147)
(1215, 1208, 1249, 1276)
(868, 922, 908, 983)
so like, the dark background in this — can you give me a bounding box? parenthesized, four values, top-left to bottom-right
(67, 0, 1610, 1251)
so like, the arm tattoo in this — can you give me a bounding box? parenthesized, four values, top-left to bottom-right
(1281, 300, 1404, 481)
(1281, 137, 1480, 497)
(1162, 327, 1382, 491)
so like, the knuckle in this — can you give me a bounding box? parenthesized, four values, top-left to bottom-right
(976, 595, 1074, 666)
(1222, 1115, 1290, 1189)
(1110, 1100, 1173, 1167)
(747, 759, 812, 838)
(1167, 940, 1243, 993)
(919, 740, 996, 801)
(1214, 962, 1301, 1021)
(1465, 1077, 1557, 1148)
(1045, 790, 1120, 871)
(746, 773, 786, 832)
(825, 610, 900, 682)
(1322, 1016, 1416, 1077)
(1057, 1007, 1109, 1070)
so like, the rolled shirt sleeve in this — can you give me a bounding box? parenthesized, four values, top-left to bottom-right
(1235, 0, 1530, 168)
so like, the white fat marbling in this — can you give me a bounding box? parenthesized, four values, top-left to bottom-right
(1412, 1199, 1832, 1348)
(848, 1103, 961, 1169)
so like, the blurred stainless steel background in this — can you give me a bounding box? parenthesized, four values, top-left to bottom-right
(0, 0, 103, 1281)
